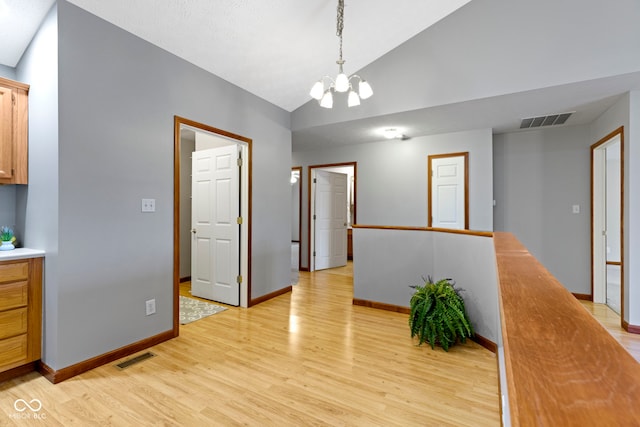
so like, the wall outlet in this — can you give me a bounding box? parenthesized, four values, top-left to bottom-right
(141, 198, 156, 212)
(145, 299, 156, 316)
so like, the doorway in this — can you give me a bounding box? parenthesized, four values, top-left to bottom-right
(591, 127, 624, 320)
(308, 162, 356, 272)
(173, 116, 252, 333)
(428, 152, 469, 229)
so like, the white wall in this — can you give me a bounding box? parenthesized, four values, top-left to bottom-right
(353, 228, 499, 343)
(493, 125, 592, 294)
(293, 128, 493, 269)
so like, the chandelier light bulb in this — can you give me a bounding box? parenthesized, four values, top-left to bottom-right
(310, 81, 325, 100)
(320, 90, 334, 108)
(335, 72, 350, 93)
(347, 90, 360, 107)
(359, 80, 373, 99)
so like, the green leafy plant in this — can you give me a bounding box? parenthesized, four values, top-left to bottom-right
(409, 277, 474, 351)
(0, 226, 13, 242)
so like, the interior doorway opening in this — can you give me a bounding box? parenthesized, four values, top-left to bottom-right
(308, 162, 356, 272)
(173, 117, 252, 333)
(591, 127, 624, 321)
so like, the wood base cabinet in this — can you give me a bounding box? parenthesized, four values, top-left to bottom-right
(0, 257, 42, 379)
(0, 76, 29, 185)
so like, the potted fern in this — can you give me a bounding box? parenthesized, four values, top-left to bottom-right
(409, 277, 474, 351)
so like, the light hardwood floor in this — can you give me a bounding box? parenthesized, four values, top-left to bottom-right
(580, 300, 640, 362)
(1, 264, 500, 426)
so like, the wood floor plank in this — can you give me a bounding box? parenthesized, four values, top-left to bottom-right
(1, 263, 500, 426)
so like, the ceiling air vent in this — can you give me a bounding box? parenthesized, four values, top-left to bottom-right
(520, 112, 573, 129)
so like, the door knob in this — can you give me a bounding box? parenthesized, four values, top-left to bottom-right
(191, 229, 196, 234)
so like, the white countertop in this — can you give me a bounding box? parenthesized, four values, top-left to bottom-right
(0, 248, 45, 261)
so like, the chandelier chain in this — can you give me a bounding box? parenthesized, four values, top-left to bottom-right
(336, 0, 344, 62)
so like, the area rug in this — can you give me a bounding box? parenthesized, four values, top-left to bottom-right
(179, 296, 227, 325)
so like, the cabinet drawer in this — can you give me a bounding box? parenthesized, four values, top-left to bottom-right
(0, 334, 27, 368)
(0, 280, 28, 311)
(0, 307, 27, 339)
(0, 261, 28, 283)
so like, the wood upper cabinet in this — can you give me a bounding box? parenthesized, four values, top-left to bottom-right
(0, 77, 29, 184)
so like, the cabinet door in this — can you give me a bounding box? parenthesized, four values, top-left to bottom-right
(0, 85, 13, 180)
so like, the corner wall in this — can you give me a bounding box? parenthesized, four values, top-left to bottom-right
(44, 1, 291, 369)
(493, 124, 592, 294)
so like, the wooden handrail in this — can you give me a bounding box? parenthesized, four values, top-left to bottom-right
(494, 232, 640, 426)
(352, 224, 493, 238)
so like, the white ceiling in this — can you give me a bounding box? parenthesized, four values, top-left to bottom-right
(0, 0, 55, 67)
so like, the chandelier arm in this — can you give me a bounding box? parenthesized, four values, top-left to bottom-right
(337, 0, 344, 62)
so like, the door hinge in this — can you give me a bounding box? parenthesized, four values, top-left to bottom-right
(237, 157, 243, 167)
(313, 214, 316, 220)
(237, 217, 243, 225)
(313, 251, 316, 257)
(313, 178, 316, 183)
(11, 93, 15, 105)
(237, 275, 243, 284)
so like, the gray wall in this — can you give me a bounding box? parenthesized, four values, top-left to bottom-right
(293, 128, 493, 269)
(19, 1, 291, 370)
(0, 186, 16, 231)
(0, 64, 16, 80)
(493, 125, 592, 294)
(353, 228, 499, 343)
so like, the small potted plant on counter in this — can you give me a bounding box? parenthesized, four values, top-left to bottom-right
(0, 226, 15, 251)
(409, 276, 474, 351)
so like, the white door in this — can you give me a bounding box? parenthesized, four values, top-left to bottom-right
(314, 170, 348, 270)
(430, 155, 467, 229)
(191, 145, 240, 306)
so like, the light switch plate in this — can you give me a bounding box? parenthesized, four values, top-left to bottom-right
(572, 204, 580, 214)
(141, 198, 156, 212)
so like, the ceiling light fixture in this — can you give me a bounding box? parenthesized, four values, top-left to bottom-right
(383, 128, 408, 140)
(309, 0, 373, 109)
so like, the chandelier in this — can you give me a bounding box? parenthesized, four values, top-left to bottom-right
(309, 0, 373, 108)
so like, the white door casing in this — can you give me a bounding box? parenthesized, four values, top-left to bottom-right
(592, 147, 607, 304)
(191, 145, 240, 306)
(314, 170, 348, 271)
(430, 154, 468, 230)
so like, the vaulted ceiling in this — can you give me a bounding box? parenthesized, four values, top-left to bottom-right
(2, 0, 640, 149)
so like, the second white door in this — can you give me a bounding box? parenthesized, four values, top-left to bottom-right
(191, 145, 240, 306)
(430, 154, 467, 230)
(314, 170, 348, 270)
